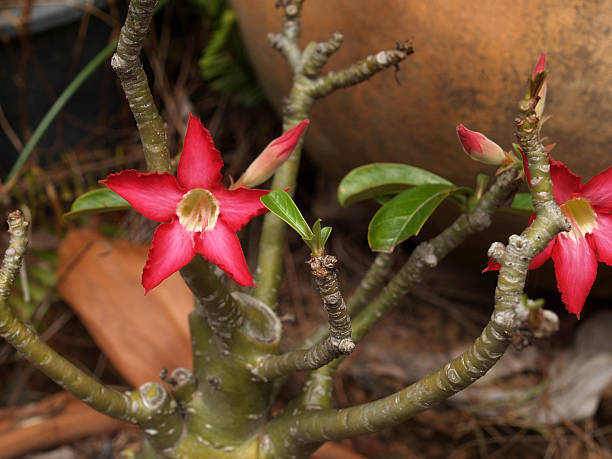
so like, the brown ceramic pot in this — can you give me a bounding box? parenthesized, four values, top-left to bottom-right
(231, 0, 612, 185)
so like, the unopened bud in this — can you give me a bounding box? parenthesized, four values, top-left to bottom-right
(456, 124, 507, 166)
(232, 120, 310, 189)
(532, 52, 546, 79)
(532, 53, 547, 119)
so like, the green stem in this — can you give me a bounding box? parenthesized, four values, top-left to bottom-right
(255, 6, 414, 308)
(111, 0, 170, 173)
(180, 256, 244, 352)
(309, 47, 413, 99)
(261, 77, 570, 459)
(0, 212, 183, 449)
(291, 168, 518, 413)
(302, 251, 394, 348)
(252, 254, 353, 381)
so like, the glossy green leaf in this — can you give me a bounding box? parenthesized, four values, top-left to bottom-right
(321, 226, 332, 247)
(510, 193, 535, 214)
(307, 219, 331, 256)
(338, 163, 453, 207)
(368, 184, 463, 252)
(312, 218, 322, 238)
(375, 195, 394, 205)
(63, 188, 131, 220)
(261, 190, 313, 240)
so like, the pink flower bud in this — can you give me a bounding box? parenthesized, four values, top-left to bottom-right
(232, 120, 310, 189)
(532, 52, 546, 79)
(456, 125, 507, 166)
(532, 53, 547, 119)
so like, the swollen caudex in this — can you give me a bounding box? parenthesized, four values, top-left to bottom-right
(176, 189, 220, 232)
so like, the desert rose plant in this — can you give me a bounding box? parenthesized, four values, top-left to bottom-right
(0, 1, 609, 458)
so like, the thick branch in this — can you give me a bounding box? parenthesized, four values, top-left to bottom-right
(302, 251, 394, 349)
(268, 32, 301, 71)
(260, 79, 570, 459)
(290, 171, 517, 413)
(0, 212, 183, 444)
(180, 256, 244, 349)
(347, 252, 394, 315)
(300, 32, 344, 77)
(251, 254, 353, 381)
(310, 46, 413, 99)
(0, 211, 27, 299)
(251, 337, 347, 382)
(308, 255, 353, 344)
(111, 0, 170, 173)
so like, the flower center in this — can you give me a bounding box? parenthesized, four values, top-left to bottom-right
(176, 188, 220, 232)
(560, 197, 598, 239)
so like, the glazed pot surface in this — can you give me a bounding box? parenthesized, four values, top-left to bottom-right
(231, 0, 612, 185)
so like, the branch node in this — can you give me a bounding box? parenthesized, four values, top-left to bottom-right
(337, 338, 355, 354)
(166, 367, 197, 404)
(414, 242, 437, 268)
(487, 241, 506, 263)
(138, 382, 170, 411)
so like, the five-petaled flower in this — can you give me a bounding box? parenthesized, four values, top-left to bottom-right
(486, 157, 612, 317)
(101, 114, 308, 293)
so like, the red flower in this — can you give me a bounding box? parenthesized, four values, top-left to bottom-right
(102, 114, 280, 292)
(486, 158, 612, 317)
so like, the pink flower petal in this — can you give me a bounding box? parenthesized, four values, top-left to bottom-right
(588, 212, 612, 266)
(482, 258, 500, 272)
(551, 231, 598, 317)
(213, 187, 270, 232)
(523, 216, 555, 269)
(101, 170, 184, 222)
(142, 220, 196, 293)
(520, 147, 531, 188)
(266, 120, 310, 160)
(196, 223, 254, 286)
(177, 114, 224, 190)
(530, 237, 555, 269)
(549, 157, 583, 205)
(483, 216, 554, 272)
(581, 165, 612, 212)
(481, 237, 553, 272)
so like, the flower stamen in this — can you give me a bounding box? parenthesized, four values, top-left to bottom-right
(560, 198, 598, 239)
(177, 188, 220, 232)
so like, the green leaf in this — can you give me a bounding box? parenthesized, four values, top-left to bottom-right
(63, 188, 131, 220)
(261, 190, 313, 240)
(368, 184, 465, 252)
(321, 227, 332, 247)
(375, 194, 394, 205)
(510, 193, 535, 214)
(338, 163, 453, 207)
(312, 218, 322, 238)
